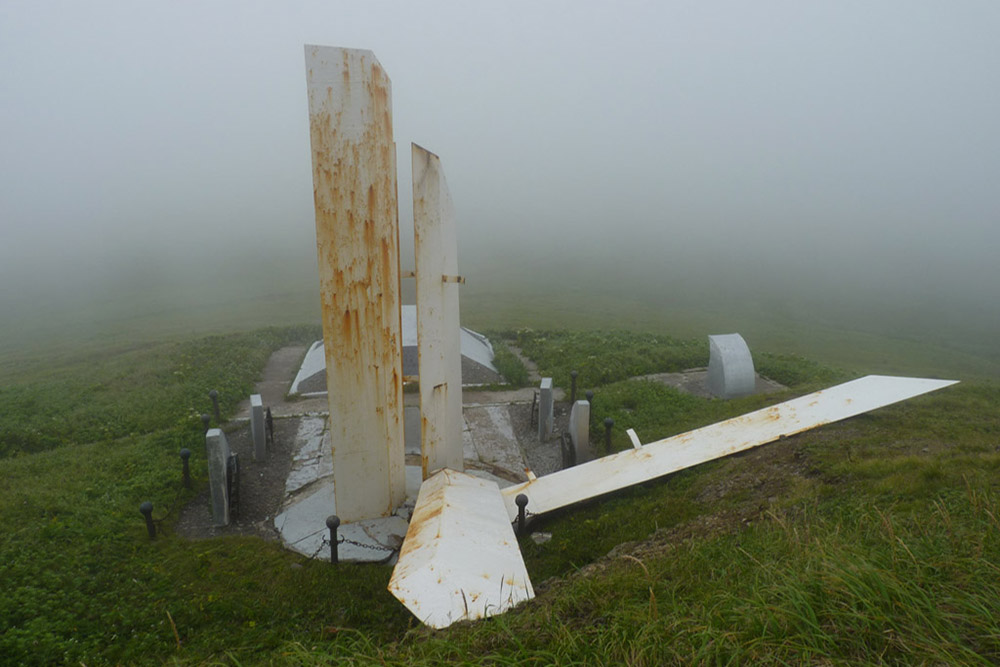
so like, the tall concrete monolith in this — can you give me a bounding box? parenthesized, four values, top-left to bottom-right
(305, 45, 406, 522)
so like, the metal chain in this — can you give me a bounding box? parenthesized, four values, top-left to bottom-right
(338, 536, 398, 553)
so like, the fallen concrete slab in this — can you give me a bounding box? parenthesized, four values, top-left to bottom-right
(388, 469, 534, 628)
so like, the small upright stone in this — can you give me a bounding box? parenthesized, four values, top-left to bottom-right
(707, 334, 755, 399)
(205, 428, 232, 526)
(250, 394, 266, 461)
(538, 378, 554, 441)
(568, 400, 591, 463)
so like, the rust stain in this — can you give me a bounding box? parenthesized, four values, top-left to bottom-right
(307, 47, 403, 521)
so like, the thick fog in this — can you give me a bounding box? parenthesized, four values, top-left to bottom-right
(2, 2, 998, 352)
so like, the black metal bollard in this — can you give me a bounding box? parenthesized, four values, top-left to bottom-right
(586, 391, 595, 428)
(326, 515, 341, 564)
(140, 501, 156, 539)
(179, 448, 192, 489)
(201, 413, 211, 433)
(208, 390, 221, 423)
(604, 417, 615, 456)
(570, 370, 578, 405)
(515, 494, 529, 536)
(265, 407, 274, 446)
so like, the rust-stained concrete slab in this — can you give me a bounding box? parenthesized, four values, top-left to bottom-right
(388, 469, 534, 628)
(413, 144, 464, 478)
(499, 375, 957, 520)
(305, 45, 405, 522)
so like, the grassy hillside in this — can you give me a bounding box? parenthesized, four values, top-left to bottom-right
(2, 321, 999, 663)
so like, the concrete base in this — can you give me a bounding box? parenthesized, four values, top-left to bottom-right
(275, 413, 523, 563)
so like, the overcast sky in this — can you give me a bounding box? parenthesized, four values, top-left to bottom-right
(2, 1, 998, 319)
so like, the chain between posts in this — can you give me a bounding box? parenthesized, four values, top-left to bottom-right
(310, 534, 399, 562)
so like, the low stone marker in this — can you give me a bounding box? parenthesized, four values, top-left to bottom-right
(205, 428, 231, 526)
(250, 394, 266, 461)
(707, 333, 755, 399)
(538, 378, 554, 441)
(568, 400, 591, 463)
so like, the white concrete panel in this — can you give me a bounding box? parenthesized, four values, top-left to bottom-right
(501, 375, 957, 519)
(305, 45, 405, 521)
(412, 144, 464, 478)
(388, 469, 534, 629)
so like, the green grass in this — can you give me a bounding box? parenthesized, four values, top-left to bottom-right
(3, 318, 1000, 664)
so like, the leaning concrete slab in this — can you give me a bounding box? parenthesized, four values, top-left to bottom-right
(412, 143, 464, 478)
(707, 333, 755, 398)
(388, 469, 534, 628)
(305, 45, 405, 522)
(501, 375, 958, 520)
(205, 428, 231, 526)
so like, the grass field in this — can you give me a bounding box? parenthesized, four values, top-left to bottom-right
(2, 272, 1000, 664)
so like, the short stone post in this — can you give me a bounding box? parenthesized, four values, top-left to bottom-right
(139, 501, 156, 539)
(568, 400, 592, 464)
(326, 515, 341, 564)
(603, 417, 614, 456)
(205, 428, 231, 526)
(538, 378, 554, 441)
(208, 389, 221, 422)
(515, 494, 529, 536)
(179, 448, 192, 489)
(250, 394, 266, 461)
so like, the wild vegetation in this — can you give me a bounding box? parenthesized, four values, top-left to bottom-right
(1, 324, 999, 664)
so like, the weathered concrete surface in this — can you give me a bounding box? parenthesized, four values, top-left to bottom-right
(205, 428, 231, 526)
(250, 394, 266, 461)
(707, 334, 755, 398)
(568, 399, 591, 463)
(538, 378, 553, 441)
(413, 144, 465, 478)
(388, 469, 534, 629)
(501, 375, 958, 520)
(463, 405, 530, 481)
(305, 45, 405, 522)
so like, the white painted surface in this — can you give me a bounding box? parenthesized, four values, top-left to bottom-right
(388, 469, 534, 629)
(305, 45, 406, 522)
(460, 328, 497, 371)
(501, 375, 958, 519)
(412, 144, 464, 478)
(276, 414, 411, 562)
(626, 428, 642, 449)
(290, 341, 324, 394)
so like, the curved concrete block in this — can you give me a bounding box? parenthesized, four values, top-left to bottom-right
(707, 333, 755, 398)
